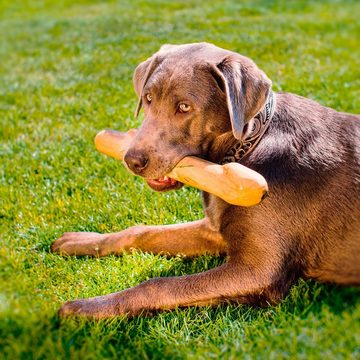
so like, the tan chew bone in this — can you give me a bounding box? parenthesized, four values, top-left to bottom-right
(94, 129, 269, 207)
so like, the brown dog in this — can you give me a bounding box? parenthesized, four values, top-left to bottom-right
(52, 43, 360, 318)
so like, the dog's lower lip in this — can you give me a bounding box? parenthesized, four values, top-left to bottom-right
(146, 176, 183, 191)
(148, 176, 174, 184)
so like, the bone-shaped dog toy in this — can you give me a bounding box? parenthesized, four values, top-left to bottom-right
(94, 129, 268, 206)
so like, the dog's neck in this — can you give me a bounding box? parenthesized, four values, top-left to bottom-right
(221, 90, 276, 164)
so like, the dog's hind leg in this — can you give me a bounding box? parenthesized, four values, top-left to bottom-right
(58, 257, 285, 319)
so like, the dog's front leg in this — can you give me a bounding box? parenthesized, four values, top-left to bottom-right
(59, 261, 276, 319)
(51, 218, 226, 257)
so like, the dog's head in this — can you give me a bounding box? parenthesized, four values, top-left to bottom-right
(124, 42, 271, 191)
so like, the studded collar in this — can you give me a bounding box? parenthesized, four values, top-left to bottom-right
(221, 90, 276, 164)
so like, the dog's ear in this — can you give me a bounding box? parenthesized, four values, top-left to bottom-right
(133, 55, 163, 117)
(209, 55, 271, 139)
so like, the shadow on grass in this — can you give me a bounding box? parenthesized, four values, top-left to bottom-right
(1, 278, 358, 359)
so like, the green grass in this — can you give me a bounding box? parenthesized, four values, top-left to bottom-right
(1, 0, 359, 358)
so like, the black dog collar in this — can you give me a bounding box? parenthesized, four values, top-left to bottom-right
(221, 90, 276, 164)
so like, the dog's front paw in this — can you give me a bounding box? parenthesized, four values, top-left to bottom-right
(51, 232, 108, 256)
(58, 299, 90, 318)
(58, 299, 106, 319)
(58, 294, 128, 319)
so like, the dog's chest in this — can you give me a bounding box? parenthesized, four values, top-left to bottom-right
(202, 192, 234, 231)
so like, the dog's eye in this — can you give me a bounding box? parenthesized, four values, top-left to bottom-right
(178, 103, 191, 113)
(145, 93, 152, 102)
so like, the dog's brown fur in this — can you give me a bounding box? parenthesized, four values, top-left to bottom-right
(52, 43, 360, 318)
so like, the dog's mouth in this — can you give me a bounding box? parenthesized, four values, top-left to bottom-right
(146, 176, 184, 192)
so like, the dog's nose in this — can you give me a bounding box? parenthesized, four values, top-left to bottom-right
(124, 151, 149, 174)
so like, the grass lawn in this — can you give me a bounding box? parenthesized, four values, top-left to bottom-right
(1, 0, 359, 358)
